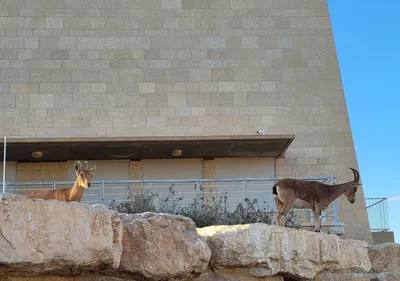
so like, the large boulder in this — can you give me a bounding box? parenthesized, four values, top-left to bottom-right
(368, 242, 400, 273)
(0, 194, 122, 277)
(197, 224, 371, 280)
(118, 212, 211, 280)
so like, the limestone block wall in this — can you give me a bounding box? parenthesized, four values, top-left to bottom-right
(203, 159, 216, 200)
(16, 162, 68, 182)
(15, 162, 69, 194)
(0, 0, 371, 243)
(0, 161, 17, 183)
(129, 160, 144, 193)
(0, 161, 17, 193)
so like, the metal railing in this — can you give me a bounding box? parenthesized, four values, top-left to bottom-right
(365, 197, 390, 232)
(1, 176, 339, 225)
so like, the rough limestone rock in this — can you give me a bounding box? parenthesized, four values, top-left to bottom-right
(1, 271, 284, 281)
(193, 269, 284, 281)
(197, 224, 371, 280)
(0, 194, 122, 277)
(0, 276, 135, 281)
(118, 212, 211, 280)
(368, 242, 400, 273)
(315, 272, 400, 281)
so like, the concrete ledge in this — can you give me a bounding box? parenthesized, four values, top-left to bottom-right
(0, 134, 295, 162)
(372, 231, 395, 244)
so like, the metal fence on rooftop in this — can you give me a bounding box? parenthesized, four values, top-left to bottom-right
(365, 197, 390, 232)
(1, 177, 339, 225)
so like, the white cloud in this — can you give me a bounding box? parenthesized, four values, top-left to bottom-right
(388, 196, 400, 202)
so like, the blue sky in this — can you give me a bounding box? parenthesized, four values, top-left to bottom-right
(327, 1, 399, 242)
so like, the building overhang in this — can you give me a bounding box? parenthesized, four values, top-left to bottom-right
(0, 134, 295, 162)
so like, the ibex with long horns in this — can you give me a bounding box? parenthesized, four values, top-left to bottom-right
(272, 167, 361, 232)
(27, 161, 96, 202)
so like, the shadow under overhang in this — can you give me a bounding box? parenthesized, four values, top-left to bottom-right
(0, 134, 295, 162)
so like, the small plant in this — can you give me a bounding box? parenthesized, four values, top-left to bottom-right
(108, 183, 301, 228)
(284, 210, 301, 229)
(109, 188, 157, 214)
(176, 184, 225, 227)
(225, 198, 274, 225)
(157, 184, 184, 215)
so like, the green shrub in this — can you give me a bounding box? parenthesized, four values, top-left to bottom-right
(109, 183, 301, 228)
(108, 188, 157, 214)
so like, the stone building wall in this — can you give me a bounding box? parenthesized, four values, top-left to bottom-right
(15, 162, 69, 194)
(0, 0, 372, 242)
(16, 162, 68, 183)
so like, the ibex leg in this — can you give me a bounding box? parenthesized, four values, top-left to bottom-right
(274, 197, 284, 226)
(313, 207, 323, 233)
(280, 202, 293, 228)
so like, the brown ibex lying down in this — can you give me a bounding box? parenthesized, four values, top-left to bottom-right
(27, 161, 96, 202)
(272, 167, 361, 232)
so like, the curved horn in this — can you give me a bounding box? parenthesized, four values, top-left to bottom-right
(73, 161, 83, 176)
(74, 161, 83, 170)
(349, 167, 359, 183)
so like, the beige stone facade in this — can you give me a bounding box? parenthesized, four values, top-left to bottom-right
(0, 0, 372, 243)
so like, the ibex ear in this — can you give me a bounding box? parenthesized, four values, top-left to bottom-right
(74, 161, 82, 177)
(89, 165, 96, 173)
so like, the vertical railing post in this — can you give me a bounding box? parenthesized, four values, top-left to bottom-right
(2, 136, 6, 194)
(149, 180, 154, 207)
(384, 198, 389, 230)
(195, 179, 199, 200)
(52, 181, 56, 190)
(243, 178, 247, 211)
(101, 180, 105, 204)
(333, 200, 339, 224)
(149, 180, 153, 198)
(331, 176, 339, 224)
